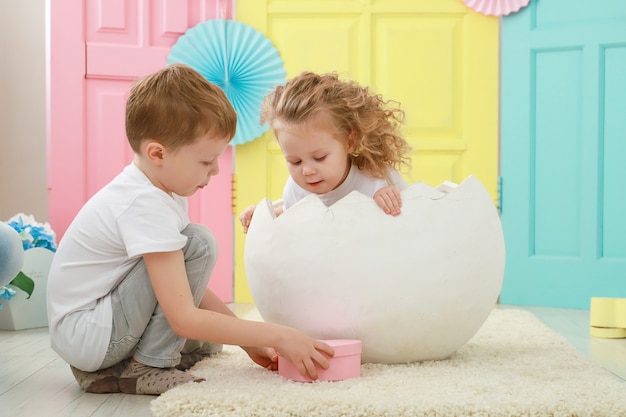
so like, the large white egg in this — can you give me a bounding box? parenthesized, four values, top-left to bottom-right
(244, 175, 505, 363)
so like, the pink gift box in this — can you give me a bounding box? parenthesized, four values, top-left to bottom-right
(278, 339, 362, 382)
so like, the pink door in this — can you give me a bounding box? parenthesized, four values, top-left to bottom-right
(48, 0, 234, 301)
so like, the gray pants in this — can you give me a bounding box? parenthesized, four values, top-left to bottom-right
(100, 224, 217, 369)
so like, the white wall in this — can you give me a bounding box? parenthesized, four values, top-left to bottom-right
(0, 0, 48, 222)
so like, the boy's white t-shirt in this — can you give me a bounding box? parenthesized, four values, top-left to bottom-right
(47, 163, 190, 371)
(283, 163, 408, 209)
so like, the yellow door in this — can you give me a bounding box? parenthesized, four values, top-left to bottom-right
(235, 0, 498, 302)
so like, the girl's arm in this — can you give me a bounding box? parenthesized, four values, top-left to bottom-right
(373, 168, 407, 216)
(239, 199, 284, 233)
(373, 185, 402, 216)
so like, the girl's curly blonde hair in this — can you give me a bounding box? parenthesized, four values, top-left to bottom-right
(261, 71, 411, 181)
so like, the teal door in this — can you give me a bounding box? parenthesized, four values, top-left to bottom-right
(500, 1, 626, 308)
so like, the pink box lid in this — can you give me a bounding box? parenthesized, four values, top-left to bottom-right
(323, 339, 362, 356)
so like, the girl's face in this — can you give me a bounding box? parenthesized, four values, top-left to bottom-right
(150, 134, 230, 197)
(275, 111, 354, 195)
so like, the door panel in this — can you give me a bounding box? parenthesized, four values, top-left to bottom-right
(48, 0, 235, 301)
(500, 1, 626, 308)
(234, 0, 499, 302)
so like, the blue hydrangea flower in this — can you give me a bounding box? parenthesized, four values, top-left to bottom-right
(0, 285, 17, 309)
(7, 214, 57, 252)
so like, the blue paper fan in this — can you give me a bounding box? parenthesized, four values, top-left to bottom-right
(167, 20, 286, 145)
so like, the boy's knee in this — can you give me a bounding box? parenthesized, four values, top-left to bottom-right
(181, 224, 217, 292)
(181, 224, 218, 258)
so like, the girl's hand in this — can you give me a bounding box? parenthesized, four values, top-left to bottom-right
(374, 185, 402, 216)
(239, 205, 256, 233)
(239, 201, 284, 233)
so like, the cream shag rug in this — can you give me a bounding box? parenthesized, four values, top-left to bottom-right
(151, 308, 626, 417)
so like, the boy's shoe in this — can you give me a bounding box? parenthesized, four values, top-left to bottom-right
(118, 360, 205, 395)
(176, 341, 223, 371)
(176, 352, 206, 371)
(70, 359, 130, 394)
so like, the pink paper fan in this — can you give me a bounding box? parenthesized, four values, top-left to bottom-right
(463, 0, 531, 16)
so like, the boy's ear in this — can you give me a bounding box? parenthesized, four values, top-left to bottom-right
(145, 141, 165, 165)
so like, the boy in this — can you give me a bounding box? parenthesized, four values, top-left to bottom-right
(47, 63, 333, 395)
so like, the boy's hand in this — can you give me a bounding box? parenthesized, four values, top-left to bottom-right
(274, 330, 334, 380)
(244, 327, 334, 380)
(374, 185, 402, 216)
(242, 346, 279, 371)
(239, 205, 256, 233)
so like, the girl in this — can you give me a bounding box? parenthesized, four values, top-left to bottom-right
(240, 71, 411, 232)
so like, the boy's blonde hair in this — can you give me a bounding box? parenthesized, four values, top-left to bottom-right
(261, 71, 411, 180)
(126, 63, 237, 153)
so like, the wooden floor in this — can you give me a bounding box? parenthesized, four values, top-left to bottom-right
(1, 304, 625, 417)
